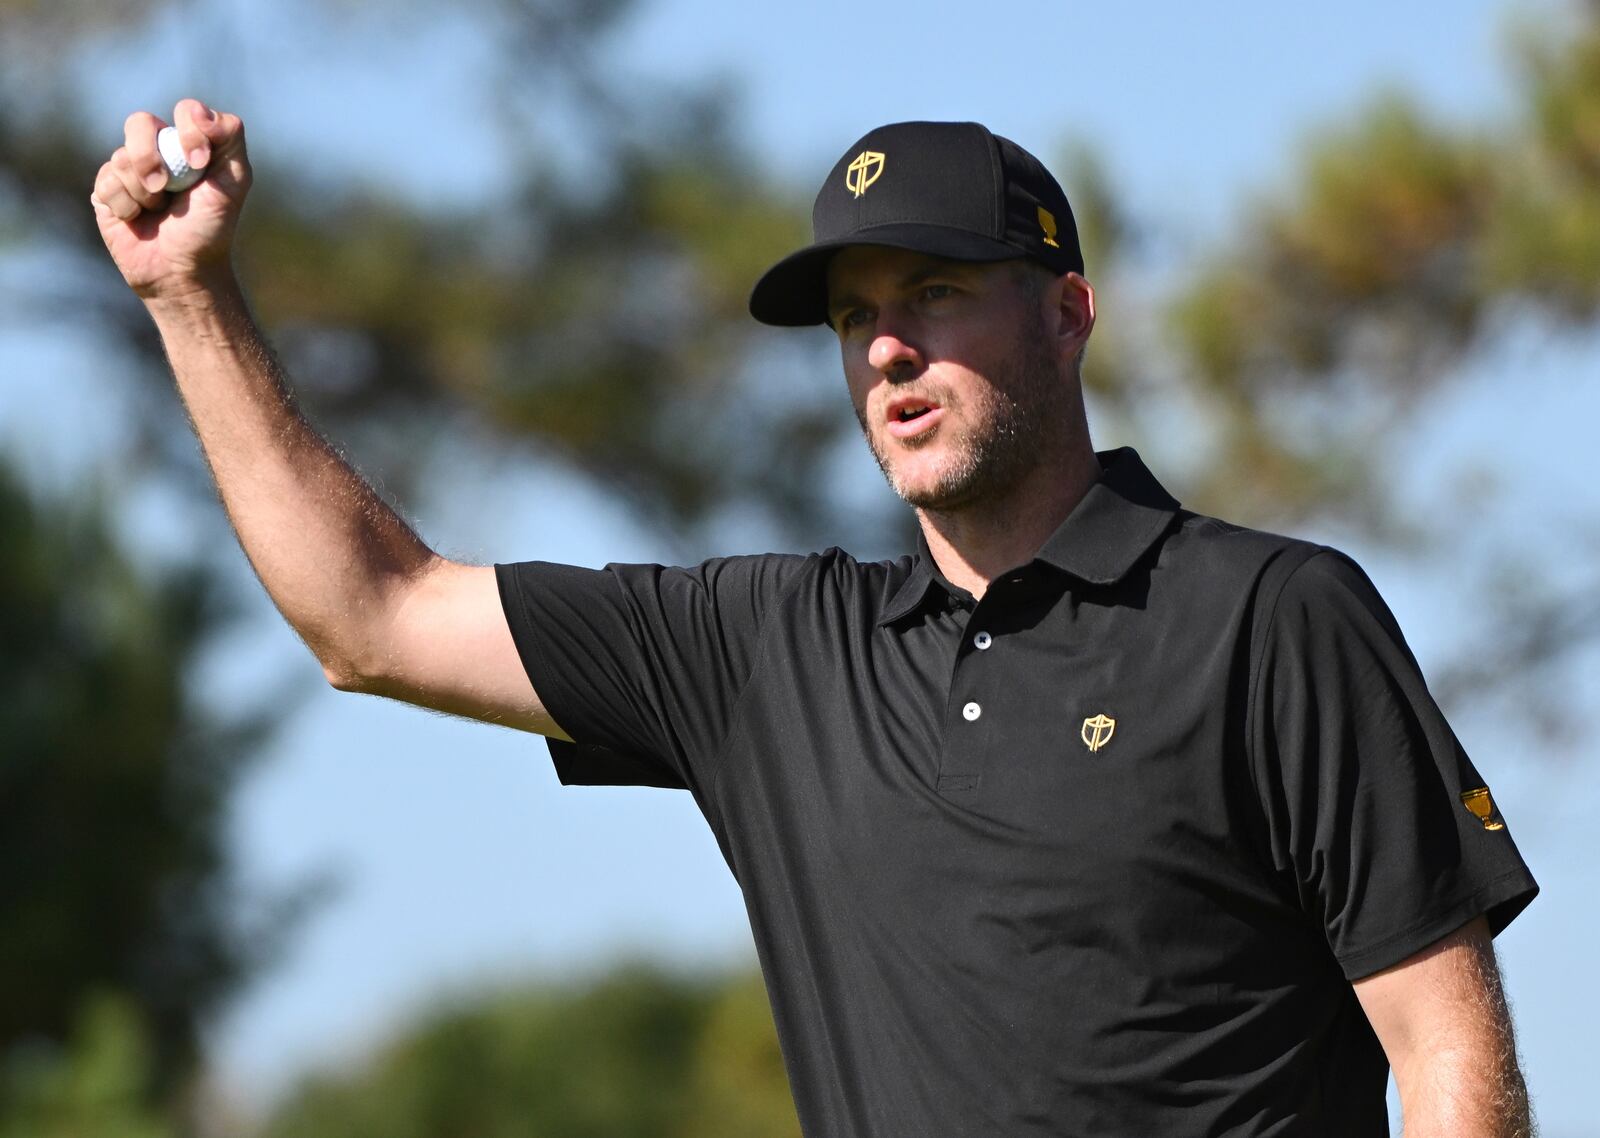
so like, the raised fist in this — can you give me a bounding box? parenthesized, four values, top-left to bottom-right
(91, 98, 252, 299)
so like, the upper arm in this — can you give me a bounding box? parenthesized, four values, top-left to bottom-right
(1353, 916, 1529, 1130)
(1353, 916, 1507, 1059)
(338, 557, 572, 740)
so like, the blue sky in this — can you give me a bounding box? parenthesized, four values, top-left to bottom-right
(3, 0, 1596, 1132)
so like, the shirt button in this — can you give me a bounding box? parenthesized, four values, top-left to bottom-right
(973, 631, 993, 650)
(962, 701, 982, 721)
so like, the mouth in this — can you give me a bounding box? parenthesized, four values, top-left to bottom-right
(885, 396, 944, 439)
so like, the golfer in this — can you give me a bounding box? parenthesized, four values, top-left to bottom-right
(93, 100, 1537, 1136)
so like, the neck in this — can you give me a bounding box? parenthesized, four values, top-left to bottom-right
(918, 443, 1102, 600)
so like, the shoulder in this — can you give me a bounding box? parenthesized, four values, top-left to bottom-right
(624, 547, 920, 625)
(1150, 514, 1407, 652)
(670, 548, 899, 591)
(814, 544, 917, 586)
(1163, 509, 1317, 564)
(759, 546, 922, 616)
(1154, 510, 1332, 602)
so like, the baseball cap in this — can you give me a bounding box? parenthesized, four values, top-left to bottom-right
(748, 120, 1084, 327)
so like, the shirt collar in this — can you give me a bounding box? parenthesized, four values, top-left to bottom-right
(877, 447, 1180, 626)
(1033, 447, 1181, 583)
(878, 534, 943, 626)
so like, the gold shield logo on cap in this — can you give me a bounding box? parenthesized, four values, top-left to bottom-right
(1081, 714, 1116, 753)
(1460, 787, 1505, 831)
(1038, 206, 1060, 248)
(845, 150, 885, 198)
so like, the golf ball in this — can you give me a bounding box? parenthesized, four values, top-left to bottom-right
(157, 126, 204, 193)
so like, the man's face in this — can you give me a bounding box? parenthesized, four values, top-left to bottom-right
(826, 246, 1073, 513)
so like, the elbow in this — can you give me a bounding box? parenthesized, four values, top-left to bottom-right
(320, 645, 375, 693)
(322, 659, 365, 692)
(322, 639, 398, 696)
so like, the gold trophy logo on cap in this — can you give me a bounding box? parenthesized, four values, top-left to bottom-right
(1038, 206, 1060, 248)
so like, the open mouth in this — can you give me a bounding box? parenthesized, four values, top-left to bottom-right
(885, 397, 944, 439)
(887, 394, 940, 421)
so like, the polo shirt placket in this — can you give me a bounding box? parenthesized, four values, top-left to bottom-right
(938, 593, 986, 794)
(924, 572, 1051, 796)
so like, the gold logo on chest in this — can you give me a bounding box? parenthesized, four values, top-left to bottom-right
(1081, 714, 1116, 753)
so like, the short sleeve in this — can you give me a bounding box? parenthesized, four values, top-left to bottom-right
(1249, 550, 1538, 980)
(494, 554, 810, 792)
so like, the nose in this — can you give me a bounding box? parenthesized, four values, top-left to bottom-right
(867, 311, 922, 381)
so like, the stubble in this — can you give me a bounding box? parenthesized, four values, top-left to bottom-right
(855, 307, 1069, 512)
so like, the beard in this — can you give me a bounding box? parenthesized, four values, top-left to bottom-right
(854, 312, 1070, 513)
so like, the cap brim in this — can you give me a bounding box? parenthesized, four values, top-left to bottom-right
(747, 224, 1025, 327)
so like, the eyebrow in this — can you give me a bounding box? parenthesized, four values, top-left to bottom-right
(826, 260, 976, 325)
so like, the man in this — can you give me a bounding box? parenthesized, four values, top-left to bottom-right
(93, 103, 1536, 1135)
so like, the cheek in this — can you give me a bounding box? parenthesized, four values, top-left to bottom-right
(841, 358, 877, 418)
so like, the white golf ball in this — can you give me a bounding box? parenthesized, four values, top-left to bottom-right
(157, 126, 205, 193)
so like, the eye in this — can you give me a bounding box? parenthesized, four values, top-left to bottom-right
(836, 307, 874, 332)
(921, 283, 955, 302)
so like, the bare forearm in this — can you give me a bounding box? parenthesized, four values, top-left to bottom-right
(147, 274, 435, 678)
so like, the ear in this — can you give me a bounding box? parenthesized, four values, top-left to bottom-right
(1054, 272, 1095, 359)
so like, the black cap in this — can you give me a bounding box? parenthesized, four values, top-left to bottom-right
(749, 120, 1084, 327)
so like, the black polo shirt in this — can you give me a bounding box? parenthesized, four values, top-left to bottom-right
(494, 447, 1536, 1138)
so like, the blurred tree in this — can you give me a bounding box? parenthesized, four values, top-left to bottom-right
(0, 0, 830, 549)
(0, 994, 176, 1138)
(674, 970, 800, 1138)
(4, 0, 1591, 608)
(3, 0, 1600, 544)
(258, 964, 800, 1138)
(0, 457, 311, 1108)
(1158, 2, 1600, 723)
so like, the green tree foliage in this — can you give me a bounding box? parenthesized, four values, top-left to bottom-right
(259, 965, 799, 1138)
(0, 459, 306, 1103)
(0, 994, 176, 1138)
(1156, 3, 1600, 714)
(2, 0, 1595, 614)
(676, 971, 800, 1138)
(0, 0, 824, 545)
(1160, 5, 1600, 520)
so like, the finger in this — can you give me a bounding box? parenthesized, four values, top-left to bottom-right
(122, 111, 170, 195)
(171, 98, 217, 173)
(174, 98, 247, 170)
(108, 146, 164, 211)
(94, 160, 145, 221)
